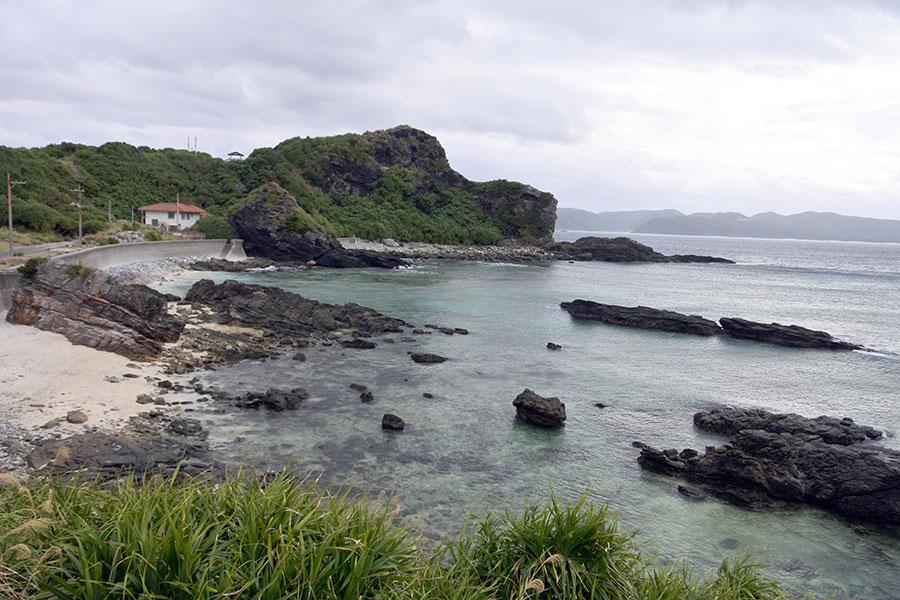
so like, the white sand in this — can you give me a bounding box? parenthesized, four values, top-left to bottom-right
(0, 316, 164, 434)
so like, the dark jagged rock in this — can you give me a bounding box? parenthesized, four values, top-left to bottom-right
(184, 279, 408, 338)
(694, 408, 882, 445)
(547, 342, 562, 350)
(637, 410, 900, 524)
(360, 390, 374, 402)
(513, 389, 566, 428)
(544, 236, 732, 263)
(560, 299, 722, 336)
(229, 182, 404, 268)
(235, 387, 309, 411)
(382, 414, 405, 430)
(719, 317, 863, 350)
(410, 353, 447, 364)
(27, 432, 215, 481)
(6, 261, 185, 361)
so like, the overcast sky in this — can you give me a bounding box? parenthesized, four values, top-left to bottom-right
(3, 0, 900, 219)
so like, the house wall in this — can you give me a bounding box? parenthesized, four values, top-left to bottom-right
(142, 209, 203, 229)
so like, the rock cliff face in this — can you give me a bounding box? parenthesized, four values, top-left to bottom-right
(636, 409, 900, 524)
(6, 262, 183, 361)
(230, 182, 404, 267)
(269, 125, 558, 244)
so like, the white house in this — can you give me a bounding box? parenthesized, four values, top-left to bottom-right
(138, 198, 209, 230)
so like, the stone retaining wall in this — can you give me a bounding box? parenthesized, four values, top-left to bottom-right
(0, 239, 246, 311)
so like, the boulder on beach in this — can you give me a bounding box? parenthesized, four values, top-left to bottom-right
(513, 389, 566, 428)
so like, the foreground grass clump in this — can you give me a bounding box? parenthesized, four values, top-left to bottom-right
(0, 472, 819, 599)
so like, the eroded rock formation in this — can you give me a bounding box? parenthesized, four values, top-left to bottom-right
(6, 262, 184, 361)
(513, 389, 566, 428)
(560, 300, 723, 336)
(636, 408, 900, 524)
(719, 317, 863, 350)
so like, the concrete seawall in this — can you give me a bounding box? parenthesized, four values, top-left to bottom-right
(0, 239, 246, 311)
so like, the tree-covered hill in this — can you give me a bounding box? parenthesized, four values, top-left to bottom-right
(0, 126, 557, 245)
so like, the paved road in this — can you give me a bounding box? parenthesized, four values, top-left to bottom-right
(0, 240, 75, 258)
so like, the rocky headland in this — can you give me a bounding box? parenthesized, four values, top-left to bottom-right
(635, 408, 900, 525)
(544, 236, 733, 263)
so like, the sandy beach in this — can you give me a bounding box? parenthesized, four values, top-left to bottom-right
(0, 316, 164, 435)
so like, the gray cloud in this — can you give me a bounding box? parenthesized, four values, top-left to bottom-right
(3, 0, 900, 218)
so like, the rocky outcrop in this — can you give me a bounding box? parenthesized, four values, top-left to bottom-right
(410, 353, 447, 364)
(229, 182, 404, 268)
(184, 279, 408, 338)
(233, 387, 309, 411)
(545, 236, 733, 263)
(560, 299, 722, 336)
(382, 414, 405, 430)
(27, 431, 214, 481)
(719, 317, 863, 350)
(694, 408, 882, 445)
(5, 261, 184, 361)
(636, 409, 900, 524)
(513, 389, 566, 428)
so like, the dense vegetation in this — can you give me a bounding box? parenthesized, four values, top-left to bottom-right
(0, 472, 817, 600)
(1, 126, 555, 245)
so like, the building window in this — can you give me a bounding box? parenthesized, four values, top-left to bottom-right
(168, 211, 175, 219)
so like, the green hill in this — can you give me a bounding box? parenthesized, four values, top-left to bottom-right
(0, 126, 557, 245)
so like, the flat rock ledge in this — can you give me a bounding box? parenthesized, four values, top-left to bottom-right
(636, 408, 900, 525)
(560, 300, 722, 336)
(719, 317, 864, 350)
(513, 389, 566, 428)
(561, 299, 865, 350)
(544, 236, 733, 263)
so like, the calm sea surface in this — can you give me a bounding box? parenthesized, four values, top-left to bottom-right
(154, 232, 900, 599)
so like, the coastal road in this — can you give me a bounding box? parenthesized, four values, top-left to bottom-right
(0, 240, 76, 258)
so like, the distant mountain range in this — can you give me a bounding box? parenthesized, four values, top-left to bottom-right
(556, 208, 900, 243)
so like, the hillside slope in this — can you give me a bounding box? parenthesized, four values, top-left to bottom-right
(0, 126, 557, 244)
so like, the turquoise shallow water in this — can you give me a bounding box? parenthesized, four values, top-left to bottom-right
(154, 234, 900, 599)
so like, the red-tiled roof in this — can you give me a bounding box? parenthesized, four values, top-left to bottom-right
(137, 202, 209, 216)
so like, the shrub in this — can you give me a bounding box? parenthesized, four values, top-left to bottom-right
(64, 264, 94, 280)
(16, 257, 47, 279)
(190, 215, 237, 240)
(97, 237, 119, 246)
(144, 229, 163, 242)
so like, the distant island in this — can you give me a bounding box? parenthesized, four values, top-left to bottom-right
(556, 207, 900, 244)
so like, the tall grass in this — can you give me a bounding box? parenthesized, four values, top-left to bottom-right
(0, 472, 826, 599)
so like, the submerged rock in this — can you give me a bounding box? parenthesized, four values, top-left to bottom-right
(719, 317, 863, 350)
(340, 339, 377, 349)
(235, 387, 309, 411)
(560, 299, 722, 336)
(513, 389, 566, 428)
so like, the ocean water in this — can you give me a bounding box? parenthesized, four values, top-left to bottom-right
(154, 233, 900, 599)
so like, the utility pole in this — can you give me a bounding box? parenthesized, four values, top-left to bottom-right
(108, 198, 112, 223)
(7, 171, 27, 256)
(175, 192, 180, 231)
(70, 186, 85, 244)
